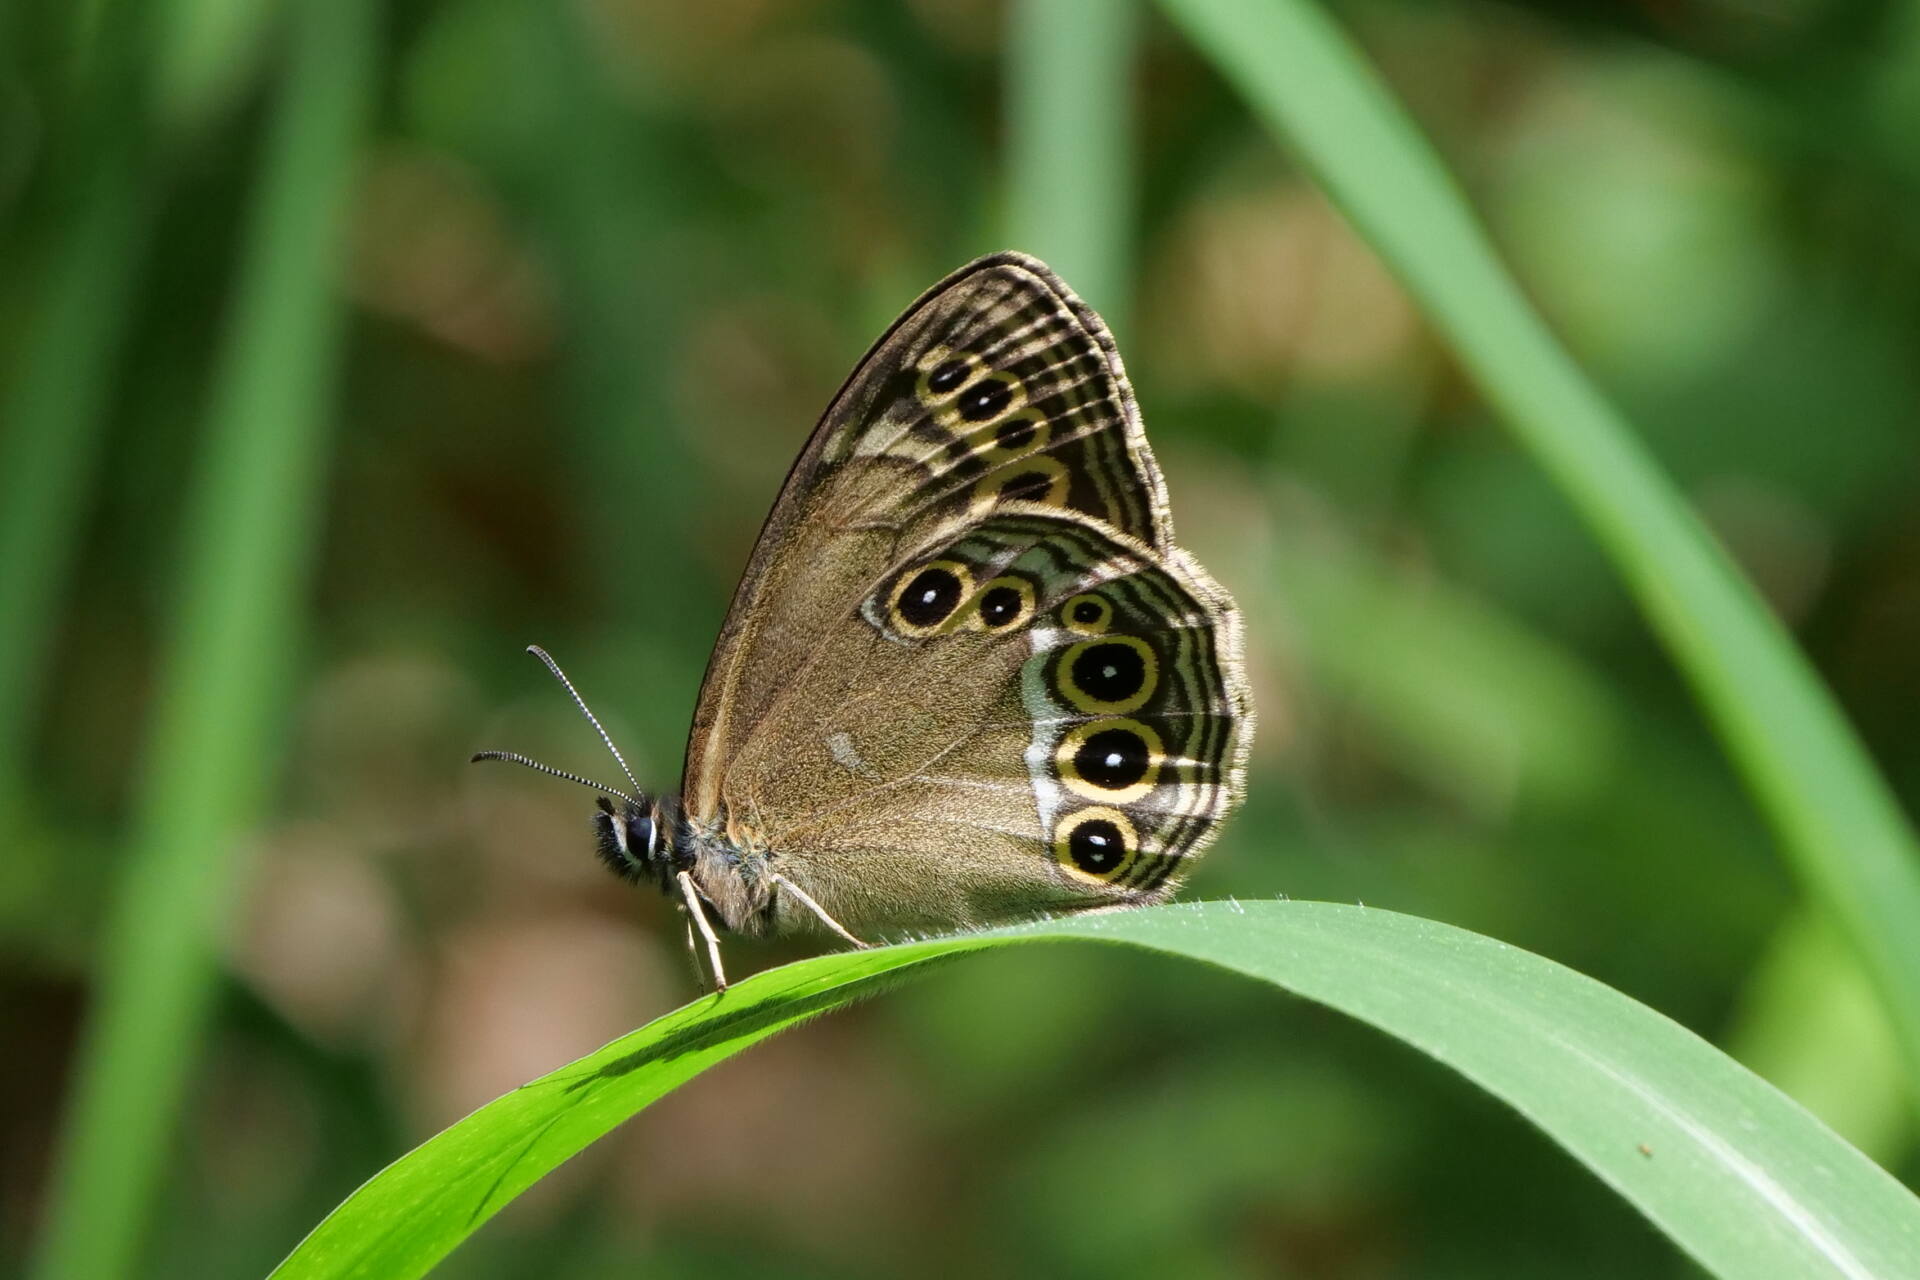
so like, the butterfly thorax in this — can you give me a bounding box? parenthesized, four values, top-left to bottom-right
(593, 793, 777, 935)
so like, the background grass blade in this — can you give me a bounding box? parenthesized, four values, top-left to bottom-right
(0, 189, 144, 810)
(1155, 0, 1920, 1091)
(0, 0, 156, 813)
(1005, 0, 1137, 328)
(28, 3, 374, 1276)
(273, 902, 1920, 1280)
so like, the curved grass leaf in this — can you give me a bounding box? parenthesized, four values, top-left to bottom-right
(1153, 0, 1920, 1091)
(274, 902, 1920, 1280)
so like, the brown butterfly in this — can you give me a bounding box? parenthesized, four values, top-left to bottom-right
(478, 253, 1252, 987)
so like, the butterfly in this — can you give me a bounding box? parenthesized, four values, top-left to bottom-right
(477, 253, 1252, 988)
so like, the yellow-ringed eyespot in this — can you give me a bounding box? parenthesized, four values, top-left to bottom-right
(958, 409, 1049, 465)
(1055, 716, 1165, 803)
(946, 372, 1027, 427)
(966, 574, 1036, 633)
(887, 559, 975, 636)
(1057, 635, 1157, 714)
(1054, 806, 1139, 884)
(972, 454, 1069, 512)
(1060, 593, 1112, 635)
(915, 347, 978, 404)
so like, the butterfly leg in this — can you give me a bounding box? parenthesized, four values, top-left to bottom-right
(677, 870, 729, 991)
(680, 916, 714, 991)
(768, 873, 871, 950)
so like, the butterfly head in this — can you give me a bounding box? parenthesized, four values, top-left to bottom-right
(592, 792, 683, 888)
(474, 645, 691, 888)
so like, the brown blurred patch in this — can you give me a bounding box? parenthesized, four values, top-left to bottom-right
(1149, 183, 1418, 400)
(349, 145, 556, 363)
(405, 912, 674, 1220)
(612, 1011, 927, 1263)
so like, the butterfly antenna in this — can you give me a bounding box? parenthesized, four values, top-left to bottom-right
(523, 644, 646, 799)
(469, 750, 635, 802)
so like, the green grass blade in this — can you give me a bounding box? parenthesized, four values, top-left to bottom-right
(0, 0, 156, 810)
(273, 902, 1920, 1280)
(151, 0, 282, 140)
(1155, 0, 1920, 1088)
(28, 3, 374, 1277)
(0, 190, 144, 809)
(1005, 0, 1137, 328)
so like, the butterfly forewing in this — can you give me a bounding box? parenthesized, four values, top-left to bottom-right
(683, 253, 1175, 817)
(821, 255, 1172, 547)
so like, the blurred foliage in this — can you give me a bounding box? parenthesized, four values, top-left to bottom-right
(2, 0, 1918, 1277)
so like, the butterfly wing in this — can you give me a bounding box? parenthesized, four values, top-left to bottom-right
(711, 505, 1251, 935)
(684, 252, 1174, 818)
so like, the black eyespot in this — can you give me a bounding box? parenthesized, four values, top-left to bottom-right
(898, 566, 964, 628)
(1071, 641, 1147, 702)
(1072, 599, 1103, 625)
(926, 358, 969, 394)
(957, 376, 1015, 422)
(1002, 471, 1054, 502)
(979, 584, 1025, 628)
(1075, 727, 1152, 791)
(994, 416, 1038, 451)
(1068, 818, 1127, 875)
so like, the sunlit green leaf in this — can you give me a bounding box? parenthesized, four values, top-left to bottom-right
(275, 903, 1920, 1280)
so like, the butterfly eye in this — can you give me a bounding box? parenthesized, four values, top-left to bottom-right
(1054, 806, 1139, 884)
(1056, 716, 1165, 803)
(592, 797, 657, 884)
(1060, 593, 1113, 635)
(887, 559, 975, 636)
(970, 575, 1036, 632)
(1057, 635, 1157, 714)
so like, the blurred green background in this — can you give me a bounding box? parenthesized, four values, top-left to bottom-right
(4, 0, 1918, 1276)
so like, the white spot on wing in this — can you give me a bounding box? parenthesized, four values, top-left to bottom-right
(826, 731, 865, 773)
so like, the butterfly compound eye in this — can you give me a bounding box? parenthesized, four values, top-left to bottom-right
(593, 796, 657, 883)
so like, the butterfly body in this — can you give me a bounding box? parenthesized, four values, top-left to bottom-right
(487, 253, 1251, 985)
